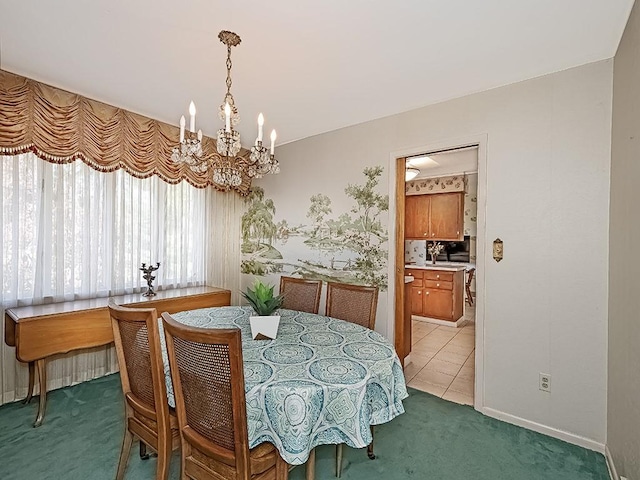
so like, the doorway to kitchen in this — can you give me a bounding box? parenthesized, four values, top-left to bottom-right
(391, 137, 485, 410)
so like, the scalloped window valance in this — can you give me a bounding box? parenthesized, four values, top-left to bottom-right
(0, 70, 251, 194)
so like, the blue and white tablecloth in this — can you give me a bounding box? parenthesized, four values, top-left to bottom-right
(160, 306, 408, 465)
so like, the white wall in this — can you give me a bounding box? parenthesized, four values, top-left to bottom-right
(257, 59, 613, 447)
(608, 0, 640, 476)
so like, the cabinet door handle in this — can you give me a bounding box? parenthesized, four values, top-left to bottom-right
(432, 233, 435, 237)
(418, 291, 421, 295)
(436, 275, 440, 279)
(425, 291, 430, 295)
(423, 233, 427, 236)
(457, 231, 460, 236)
(436, 283, 440, 287)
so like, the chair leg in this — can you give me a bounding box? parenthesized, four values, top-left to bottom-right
(306, 448, 316, 480)
(335, 444, 343, 478)
(180, 451, 188, 480)
(275, 452, 289, 480)
(367, 425, 375, 460)
(140, 441, 150, 460)
(155, 436, 172, 480)
(116, 430, 134, 480)
(465, 285, 474, 306)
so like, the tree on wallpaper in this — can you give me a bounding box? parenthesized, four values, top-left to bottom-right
(241, 167, 389, 289)
(241, 187, 283, 276)
(343, 166, 389, 288)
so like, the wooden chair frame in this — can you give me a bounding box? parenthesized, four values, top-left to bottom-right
(465, 268, 476, 306)
(324, 282, 379, 476)
(108, 301, 179, 480)
(279, 276, 322, 314)
(161, 312, 288, 480)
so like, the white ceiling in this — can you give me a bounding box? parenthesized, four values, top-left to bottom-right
(0, 0, 633, 147)
(408, 147, 478, 179)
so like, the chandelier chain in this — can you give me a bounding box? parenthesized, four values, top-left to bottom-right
(226, 45, 233, 101)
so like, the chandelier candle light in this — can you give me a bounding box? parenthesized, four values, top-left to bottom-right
(171, 102, 204, 169)
(171, 30, 280, 188)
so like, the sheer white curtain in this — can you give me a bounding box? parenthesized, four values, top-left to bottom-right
(0, 153, 241, 405)
(205, 187, 243, 305)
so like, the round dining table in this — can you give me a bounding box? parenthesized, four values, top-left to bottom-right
(160, 306, 408, 466)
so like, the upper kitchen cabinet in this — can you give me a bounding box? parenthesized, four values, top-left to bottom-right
(405, 192, 463, 241)
(405, 194, 430, 239)
(430, 192, 463, 240)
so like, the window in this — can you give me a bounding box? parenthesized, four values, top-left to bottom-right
(1, 153, 206, 306)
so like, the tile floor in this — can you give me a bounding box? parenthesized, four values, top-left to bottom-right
(404, 309, 475, 405)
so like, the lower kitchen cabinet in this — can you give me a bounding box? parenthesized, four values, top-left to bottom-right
(405, 268, 464, 322)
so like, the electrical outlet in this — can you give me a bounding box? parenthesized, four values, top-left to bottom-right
(539, 373, 551, 392)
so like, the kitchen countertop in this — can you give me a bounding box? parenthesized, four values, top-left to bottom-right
(405, 263, 472, 272)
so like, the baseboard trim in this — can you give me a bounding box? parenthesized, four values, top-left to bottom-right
(412, 314, 466, 328)
(604, 445, 619, 480)
(481, 406, 605, 453)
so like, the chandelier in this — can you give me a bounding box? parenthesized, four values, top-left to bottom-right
(171, 30, 279, 189)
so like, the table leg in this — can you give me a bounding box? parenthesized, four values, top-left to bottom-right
(33, 359, 47, 428)
(305, 448, 315, 480)
(22, 362, 35, 404)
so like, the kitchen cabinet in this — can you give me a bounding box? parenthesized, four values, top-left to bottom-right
(405, 195, 430, 239)
(404, 192, 464, 241)
(405, 268, 464, 322)
(429, 192, 463, 240)
(406, 268, 424, 315)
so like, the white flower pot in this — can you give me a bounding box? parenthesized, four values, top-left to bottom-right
(249, 315, 280, 340)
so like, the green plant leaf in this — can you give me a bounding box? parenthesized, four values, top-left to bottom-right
(243, 280, 282, 316)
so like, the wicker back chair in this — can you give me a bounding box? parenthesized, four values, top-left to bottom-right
(324, 283, 379, 477)
(325, 282, 379, 330)
(279, 276, 322, 314)
(108, 301, 179, 480)
(161, 312, 288, 480)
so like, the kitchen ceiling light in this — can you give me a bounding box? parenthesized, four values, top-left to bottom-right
(406, 167, 420, 181)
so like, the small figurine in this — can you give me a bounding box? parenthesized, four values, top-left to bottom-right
(140, 262, 160, 297)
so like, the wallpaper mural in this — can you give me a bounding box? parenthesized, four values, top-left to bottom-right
(241, 166, 389, 290)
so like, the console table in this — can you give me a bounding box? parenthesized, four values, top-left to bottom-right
(4, 286, 231, 427)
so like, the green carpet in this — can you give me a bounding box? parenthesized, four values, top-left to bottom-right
(0, 374, 609, 479)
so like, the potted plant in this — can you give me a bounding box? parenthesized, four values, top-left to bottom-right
(242, 280, 285, 340)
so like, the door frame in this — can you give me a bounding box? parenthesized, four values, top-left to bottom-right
(387, 133, 488, 411)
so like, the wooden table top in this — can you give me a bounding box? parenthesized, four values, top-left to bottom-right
(5, 286, 229, 322)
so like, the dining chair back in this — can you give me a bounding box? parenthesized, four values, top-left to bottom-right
(324, 283, 379, 477)
(161, 312, 288, 480)
(279, 276, 322, 314)
(465, 268, 476, 306)
(325, 282, 379, 330)
(108, 301, 179, 480)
